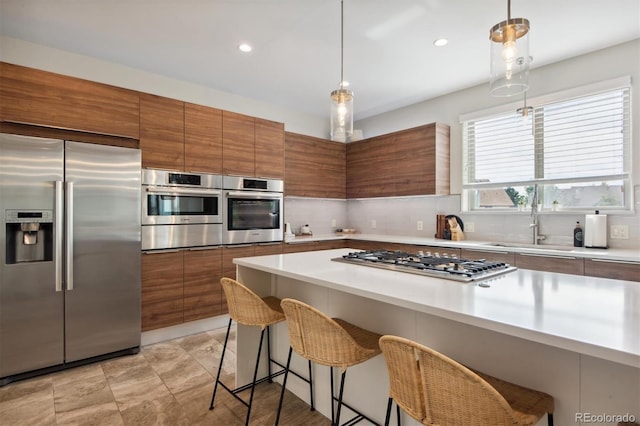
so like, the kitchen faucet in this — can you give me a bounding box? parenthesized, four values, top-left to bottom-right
(529, 185, 546, 245)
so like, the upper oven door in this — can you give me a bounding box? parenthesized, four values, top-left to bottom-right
(224, 191, 282, 231)
(142, 187, 222, 225)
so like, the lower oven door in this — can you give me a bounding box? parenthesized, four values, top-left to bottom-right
(223, 191, 283, 244)
(142, 187, 222, 225)
(142, 224, 222, 250)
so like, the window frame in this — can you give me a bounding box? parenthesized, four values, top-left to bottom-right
(460, 76, 633, 214)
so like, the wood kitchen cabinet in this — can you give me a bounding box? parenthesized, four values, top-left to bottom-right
(183, 247, 224, 322)
(139, 93, 185, 170)
(0, 62, 140, 140)
(223, 111, 255, 177)
(141, 251, 184, 331)
(515, 253, 584, 275)
(185, 102, 223, 174)
(347, 123, 450, 198)
(285, 132, 346, 198)
(222, 112, 285, 179)
(584, 258, 640, 282)
(255, 118, 285, 179)
(142, 247, 224, 331)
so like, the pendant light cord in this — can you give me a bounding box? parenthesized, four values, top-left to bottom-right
(340, 0, 344, 88)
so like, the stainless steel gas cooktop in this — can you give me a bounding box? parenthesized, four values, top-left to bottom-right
(332, 249, 517, 282)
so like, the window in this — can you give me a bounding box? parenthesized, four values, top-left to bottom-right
(462, 80, 631, 212)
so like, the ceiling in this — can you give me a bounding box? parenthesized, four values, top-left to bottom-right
(1, 0, 638, 121)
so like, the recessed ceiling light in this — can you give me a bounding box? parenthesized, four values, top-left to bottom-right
(238, 43, 252, 53)
(433, 38, 448, 47)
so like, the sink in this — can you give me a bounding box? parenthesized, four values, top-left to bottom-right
(483, 242, 576, 252)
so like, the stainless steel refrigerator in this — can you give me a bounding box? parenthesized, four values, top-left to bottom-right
(0, 133, 141, 385)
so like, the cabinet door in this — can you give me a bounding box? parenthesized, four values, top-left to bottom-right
(140, 93, 184, 170)
(223, 111, 255, 176)
(285, 132, 346, 198)
(584, 259, 640, 282)
(346, 123, 450, 198)
(253, 242, 283, 257)
(460, 249, 516, 265)
(141, 251, 184, 331)
(255, 118, 284, 179)
(185, 103, 222, 174)
(0, 62, 139, 139)
(515, 253, 584, 275)
(184, 247, 224, 322)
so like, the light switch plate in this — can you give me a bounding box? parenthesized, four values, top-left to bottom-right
(610, 225, 629, 239)
(417, 220, 423, 230)
(465, 222, 475, 232)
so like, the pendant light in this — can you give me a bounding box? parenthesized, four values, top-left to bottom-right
(516, 91, 534, 134)
(489, 0, 531, 97)
(330, 0, 354, 142)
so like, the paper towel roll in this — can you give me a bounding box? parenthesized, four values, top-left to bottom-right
(584, 211, 608, 248)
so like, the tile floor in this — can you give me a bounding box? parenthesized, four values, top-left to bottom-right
(0, 327, 330, 425)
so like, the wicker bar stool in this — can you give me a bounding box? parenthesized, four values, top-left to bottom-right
(379, 335, 555, 426)
(209, 278, 313, 426)
(275, 298, 382, 426)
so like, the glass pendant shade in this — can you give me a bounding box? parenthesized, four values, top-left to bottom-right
(490, 17, 530, 97)
(330, 88, 353, 142)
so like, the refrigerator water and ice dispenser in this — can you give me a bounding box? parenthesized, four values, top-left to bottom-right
(5, 209, 53, 264)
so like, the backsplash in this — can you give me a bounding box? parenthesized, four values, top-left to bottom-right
(285, 195, 639, 250)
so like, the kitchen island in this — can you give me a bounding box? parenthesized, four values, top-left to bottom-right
(234, 248, 639, 426)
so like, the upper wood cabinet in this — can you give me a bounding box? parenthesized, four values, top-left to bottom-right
(285, 132, 346, 198)
(140, 93, 185, 171)
(223, 111, 255, 177)
(255, 118, 285, 179)
(222, 112, 285, 178)
(347, 123, 450, 198)
(185, 102, 223, 174)
(0, 62, 139, 139)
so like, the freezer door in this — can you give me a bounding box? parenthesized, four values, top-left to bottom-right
(64, 141, 141, 362)
(0, 134, 65, 377)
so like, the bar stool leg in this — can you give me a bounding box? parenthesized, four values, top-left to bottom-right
(330, 366, 336, 425)
(334, 370, 347, 426)
(275, 346, 293, 426)
(266, 325, 273, 382)
(308, 359, 315, 411)
(244, 326, 267, 426)
(384, 398, 392, 426)
(209, 318, 233, 410)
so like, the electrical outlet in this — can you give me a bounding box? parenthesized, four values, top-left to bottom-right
(371, 219, 377, 229)
(331, 218, 337, 227)
(465, 222, 475, 232)
(610, 225, 629, 239)
(417, 220, 423, 231)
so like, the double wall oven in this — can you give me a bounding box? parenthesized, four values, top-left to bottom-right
(141, 170, 223, 250)
(141, 171, 284, 249)
(223, 176, 283, 245)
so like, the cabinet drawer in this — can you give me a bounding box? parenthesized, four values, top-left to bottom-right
(515, 253, 584, 275)
(584, 258, 640, 282)
(461, 249, 515, 265)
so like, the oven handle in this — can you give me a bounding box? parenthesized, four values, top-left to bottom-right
(225, 191, 282, 199)
(145, 188, 222, 196)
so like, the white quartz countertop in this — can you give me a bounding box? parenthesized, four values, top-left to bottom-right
(235, 248, 640, 368)
(285, 233, 640, 262)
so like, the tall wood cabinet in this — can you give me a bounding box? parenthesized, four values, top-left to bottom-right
(347, 123, 450, 198)
(0, 62, 139, 140)
(285, 132, 346, 198)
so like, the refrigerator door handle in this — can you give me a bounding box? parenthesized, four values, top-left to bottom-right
(55, 181, 64, 292)
(66, 181, 74, 291)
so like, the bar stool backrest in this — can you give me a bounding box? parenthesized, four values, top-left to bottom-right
(220, 277, 283, 329)
(379, 335, 517, 426)
(280, 298, 371, 371)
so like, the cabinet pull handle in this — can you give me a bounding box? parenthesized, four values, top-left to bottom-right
(256, 242, 282, 246)
(519, 253, 577, 260)
(226, 244, 253, 248)
(188, 246, 222, 251)
(143, 249, 182, 254)
(589, 258, 638, 265)
(464, 249, 505, 255)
